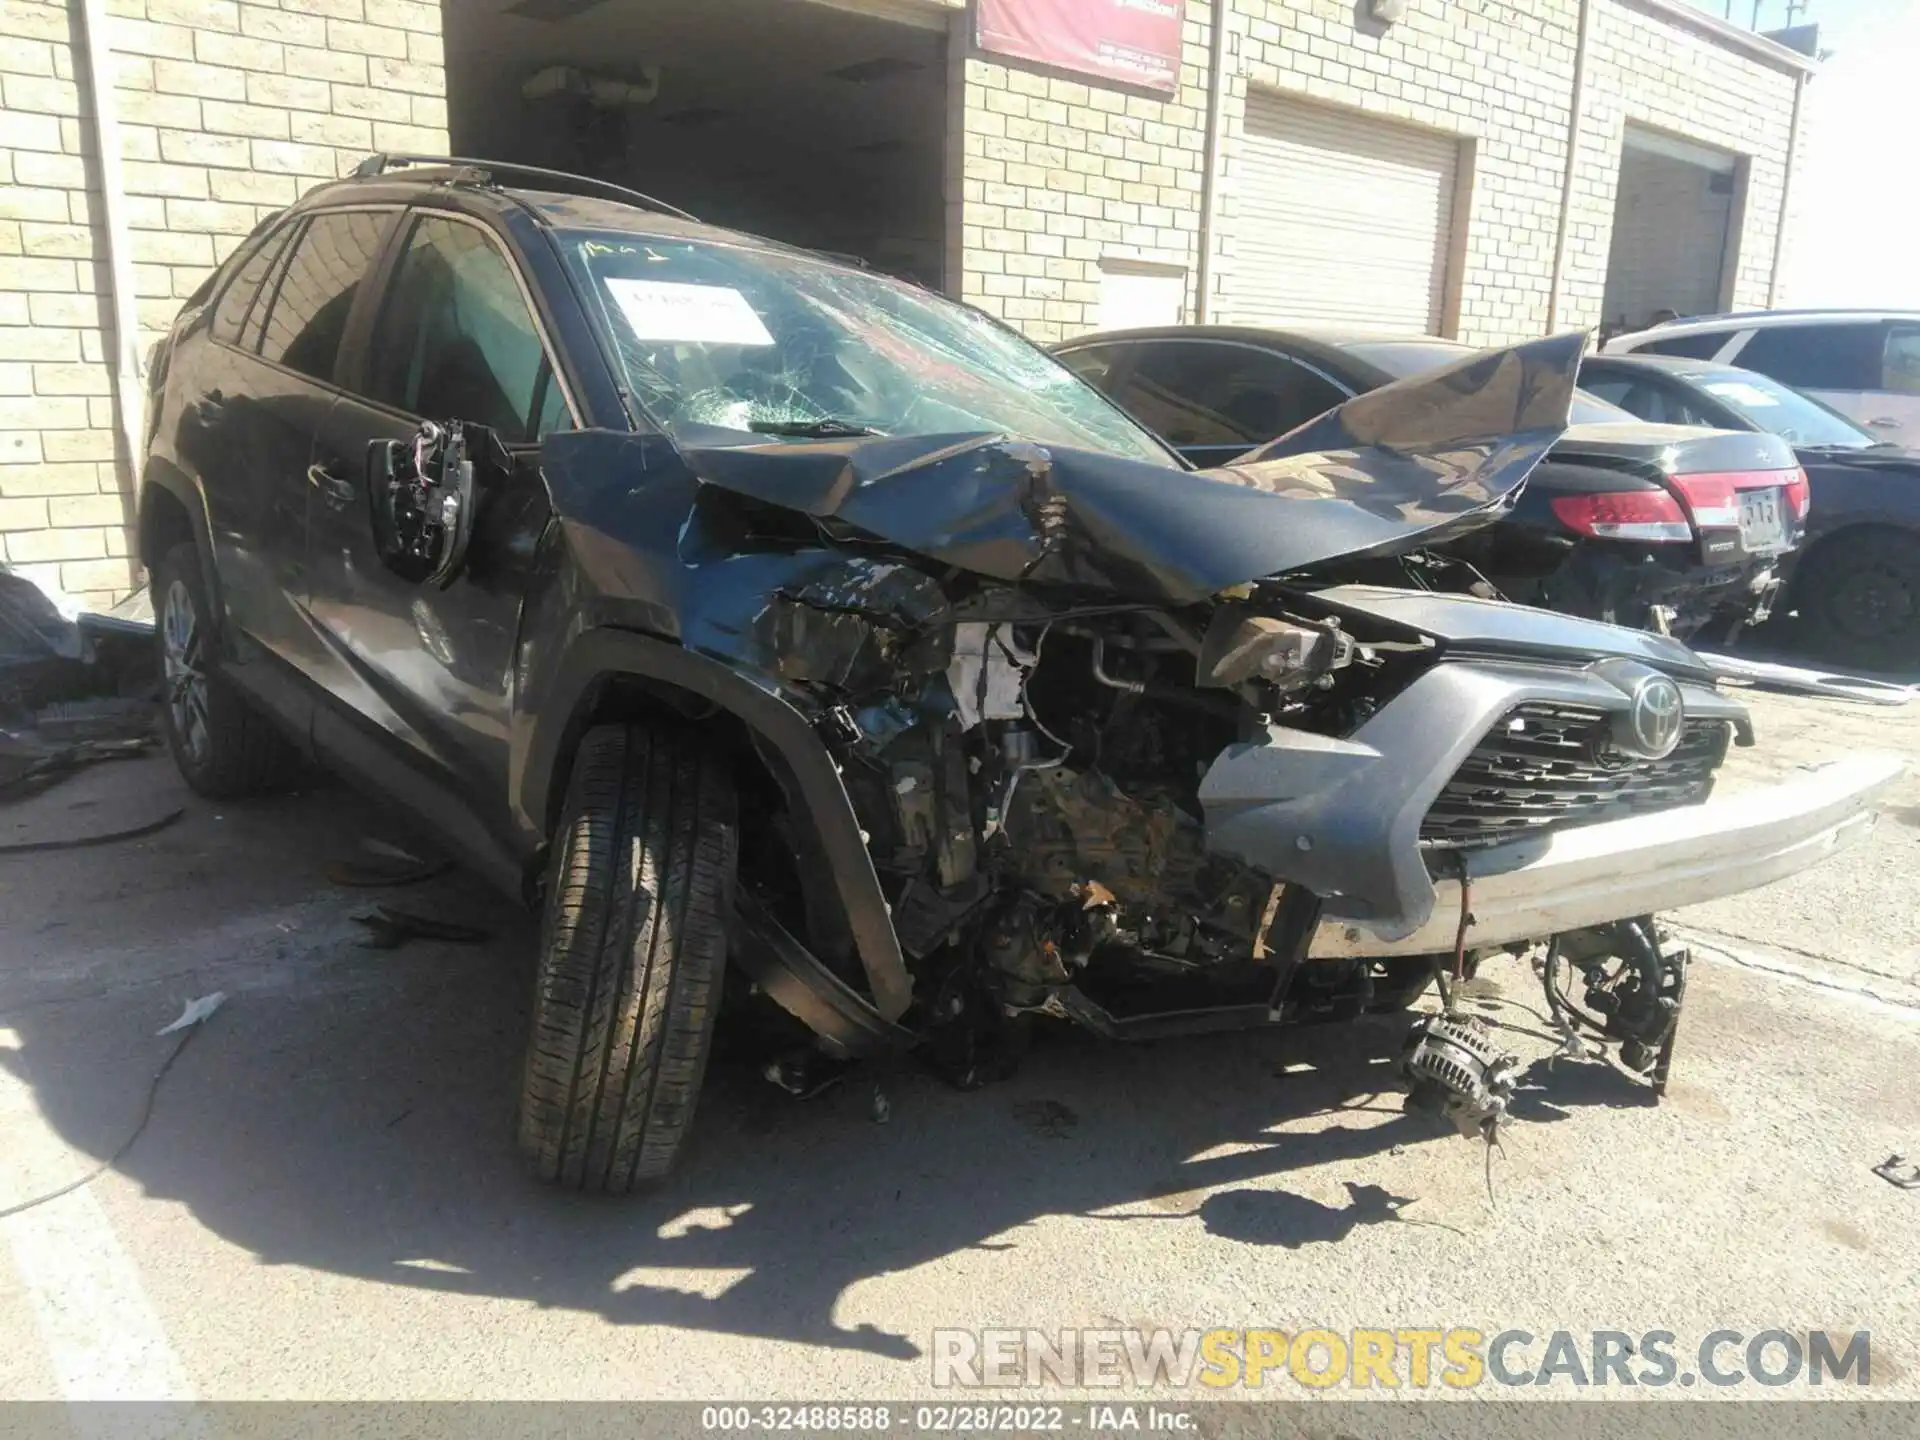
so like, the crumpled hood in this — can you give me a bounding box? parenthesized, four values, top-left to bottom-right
(563, 332, 1585, 607)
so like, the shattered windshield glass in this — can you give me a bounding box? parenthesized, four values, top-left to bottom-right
(561, 232, 1173, 463)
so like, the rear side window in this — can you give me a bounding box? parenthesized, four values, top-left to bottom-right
(1733, 323, 1882, 391)
(1631, 331, 1730, 360)
(363, 215, 564, 442)
(1118, 342, 1345, 446)
(1884, 325, 1920, 396)
(257, 210, 394, 383)
(210, 223, 293, 345)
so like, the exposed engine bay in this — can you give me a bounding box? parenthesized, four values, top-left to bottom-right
(732, 553, 1707, 1136)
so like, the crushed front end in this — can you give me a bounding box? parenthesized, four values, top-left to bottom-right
(536, 332, 1900, 1140)
(723, 559, 1896, 1121)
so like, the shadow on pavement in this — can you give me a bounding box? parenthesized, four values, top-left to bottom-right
(0, 767, 1653, 1367)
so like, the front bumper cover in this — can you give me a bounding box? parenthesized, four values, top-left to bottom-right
(1306, 754, 1901, 958)
(1199, 658, 1753, 935)
(1198, 655, 1902, 958)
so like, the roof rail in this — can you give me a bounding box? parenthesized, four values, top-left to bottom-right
(348, 153, 698, 223)
(1657, 307, 1919, 326)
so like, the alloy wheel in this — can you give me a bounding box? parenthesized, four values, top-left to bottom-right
(162, 577, 211, 765)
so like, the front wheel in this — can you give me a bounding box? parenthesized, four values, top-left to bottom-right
(517, 724, 738, 1191)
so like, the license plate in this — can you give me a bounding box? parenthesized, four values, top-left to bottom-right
(1738, 489, 1785, 552)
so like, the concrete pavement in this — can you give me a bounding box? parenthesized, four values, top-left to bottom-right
(0, 689, 1914, 1403)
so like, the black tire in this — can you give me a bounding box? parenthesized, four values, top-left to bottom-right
(152, 541, 303, 798)
(518, 724, 738, 1191)
(1794, 529, 1920, 670)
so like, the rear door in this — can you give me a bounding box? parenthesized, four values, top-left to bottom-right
(1102, 340, 1349, 465)
(1725, 322, 1888, 433)
(1870, 322, 1920, 445)
(189, 208, 395, 686)
(304, 209, 573, 848)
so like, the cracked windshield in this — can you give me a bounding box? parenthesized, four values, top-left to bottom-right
(564, 234, 1172, 462)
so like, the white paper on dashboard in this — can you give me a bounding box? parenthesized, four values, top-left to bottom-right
(1704, 381, 1779, 408)
(604, 278, 775, 346)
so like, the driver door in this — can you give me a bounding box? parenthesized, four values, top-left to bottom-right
(304, 211, 572, 846)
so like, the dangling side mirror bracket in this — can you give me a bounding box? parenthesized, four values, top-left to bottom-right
(369, 420, 488, 588)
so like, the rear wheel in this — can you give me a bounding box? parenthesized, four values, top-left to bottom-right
(1794, 530, 1920, 670)
(518, 724, 738, 1191)
(153, 542, 302, 798)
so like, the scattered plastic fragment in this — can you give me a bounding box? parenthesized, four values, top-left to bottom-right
(1874, 1154, 1920, 1191)
(157, 992, 226, 1036)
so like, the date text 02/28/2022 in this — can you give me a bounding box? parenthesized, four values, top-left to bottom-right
(699, 1405, 1195, 1432)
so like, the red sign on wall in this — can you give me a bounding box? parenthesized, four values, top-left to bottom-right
(974, 0, 1186, 94)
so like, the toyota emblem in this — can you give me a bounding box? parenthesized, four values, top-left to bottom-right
(1593, 660, 1686, 760)
(1628, 675, 1684, 757)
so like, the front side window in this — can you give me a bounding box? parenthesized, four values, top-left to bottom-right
(211, 223, 293, 346)
(366, 216, 566, 443)
(1580, 375, 1635, 408)
(1734, 323, 1882, 391)
(1884, 326, 1920, 396)
(257, 210, 394, 383)
(1617, 377, 1718, 428)
(562, 232, 1171, 464)
(1118, 343, 1346, 447)
(1054, 344, 1126, 393)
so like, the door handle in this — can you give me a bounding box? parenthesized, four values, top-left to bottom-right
(306, 462, 356, 509)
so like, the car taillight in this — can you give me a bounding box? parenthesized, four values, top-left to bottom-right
(1782, 466, 1811, 519)
(1669, 469, 1804, 526)
(1551, 491, 1693, 542)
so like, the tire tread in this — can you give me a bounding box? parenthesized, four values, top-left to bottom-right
(518, 724, 736, 1191)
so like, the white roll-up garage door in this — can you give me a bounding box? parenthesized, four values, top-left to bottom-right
(1220, 92, 1459, 334)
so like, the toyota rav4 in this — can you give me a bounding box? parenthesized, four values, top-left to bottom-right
(138, 156, 1901, 1191)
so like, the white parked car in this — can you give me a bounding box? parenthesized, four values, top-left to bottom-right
(1604, 310, 1920, 448)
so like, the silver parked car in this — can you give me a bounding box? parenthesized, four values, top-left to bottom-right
(1605, 309, 1920, 449)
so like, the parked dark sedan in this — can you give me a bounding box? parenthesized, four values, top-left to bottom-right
(1580, 353, 1920, 667)
(1055, 328, 1809, 640)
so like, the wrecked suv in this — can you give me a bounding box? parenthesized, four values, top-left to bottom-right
(139, 157, 1901, 1191)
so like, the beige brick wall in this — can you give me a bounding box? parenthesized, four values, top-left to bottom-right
(0, 0, 446, 609)
(1227, 0, 1579, 345)
(1563, 0, 1799, 330)
(959, 0, 1803, 351)
(955, 2, 1218, 344)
